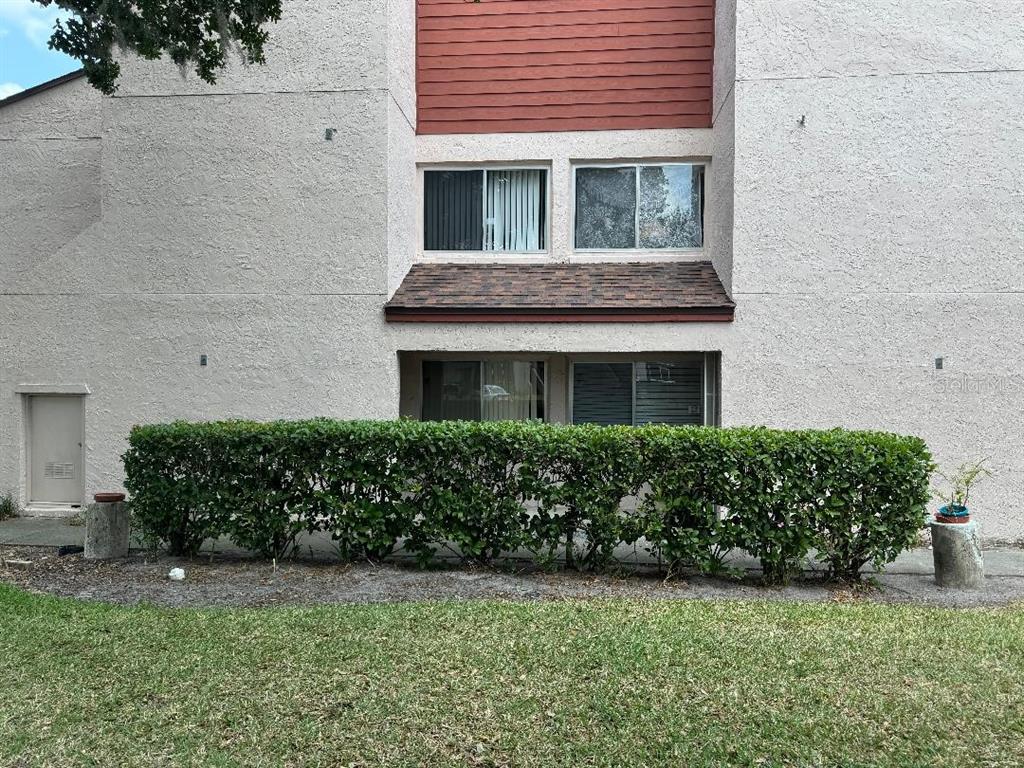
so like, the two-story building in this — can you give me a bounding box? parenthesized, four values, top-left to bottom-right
(2, 0, 1021, 537)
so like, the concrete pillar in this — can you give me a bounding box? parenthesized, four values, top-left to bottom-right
(931, 520, 984, 589)
(84, 492, 130, 559)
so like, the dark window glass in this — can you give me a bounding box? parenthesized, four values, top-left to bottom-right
(571, 363, 633, 425)
(572, 361, 703, 426)
(634, 361, 703, 425)
(425, 169, 548, 252)
(423, 361, 545, 421)
(424, 170, 483, 251)
(574, 167, 636, 249)
(422, 361, 481, 421)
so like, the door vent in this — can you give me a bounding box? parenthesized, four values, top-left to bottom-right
(44, 462, 75, 480)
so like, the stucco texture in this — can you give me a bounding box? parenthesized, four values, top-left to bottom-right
(0, 0, 411, 509)
(3, 0, 1023, 540)
(729, 1, 1024, 538)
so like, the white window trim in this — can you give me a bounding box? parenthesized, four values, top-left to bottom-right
(568, 354, 713, 427)
(571, 161, 707, 254)
(420, 357, 549, 422)
(420, 164, 552, 257)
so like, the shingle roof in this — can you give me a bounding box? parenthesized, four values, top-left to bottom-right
(385, 261, 734, 322)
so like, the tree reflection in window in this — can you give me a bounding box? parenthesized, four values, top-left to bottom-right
(574, 164, 704, 250)
(639, 165, 703, 248)
(574, 167, 636, 249)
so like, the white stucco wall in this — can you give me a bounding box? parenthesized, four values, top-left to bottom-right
(4, 0, 1021, 540)
(709, 0, 737, 292)
(0, 0, 411, 507)
(1, 76, 102, 508)
(0, 77, 101, 283)
(386, 0, 417, 296)
(726, 0, 1024, 539)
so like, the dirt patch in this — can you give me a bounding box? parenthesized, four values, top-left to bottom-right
(3, 545, 1021, 609)
(0, 545, 834, 607)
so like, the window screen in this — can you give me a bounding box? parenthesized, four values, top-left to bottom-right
(573, 167, 636, 250)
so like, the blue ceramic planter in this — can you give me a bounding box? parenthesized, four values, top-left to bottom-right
(936, 504, 970, 523)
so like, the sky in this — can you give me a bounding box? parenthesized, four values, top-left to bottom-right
(0, 0, 80, 99)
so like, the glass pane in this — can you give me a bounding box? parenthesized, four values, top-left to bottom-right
(423, 170, 483, 251)
(484, 170, 547, 252)
(638, 165, 703, 249)
(572, 363, 633, 425)
(422, 361, 481, 421)
(481, 361, 545, 421)
(634, 361, 703, 425)
(574, 167, 637, 249)
(423, 361, 545, 422)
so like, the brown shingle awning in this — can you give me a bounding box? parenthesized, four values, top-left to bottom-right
(385, 261, 734, 323)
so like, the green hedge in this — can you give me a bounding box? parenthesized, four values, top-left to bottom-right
(123, 420, 933, 581)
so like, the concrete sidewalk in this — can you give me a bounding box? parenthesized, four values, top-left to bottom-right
(4, 514, 1024, 577)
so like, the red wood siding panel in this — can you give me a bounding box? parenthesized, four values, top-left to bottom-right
(416, 0, 715, 135)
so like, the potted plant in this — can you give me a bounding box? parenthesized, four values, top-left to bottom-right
(933, 459, 991, 523)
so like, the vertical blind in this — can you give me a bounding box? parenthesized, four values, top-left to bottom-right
(572, 363, 634, 425)
(572, 361, 703, 426)
(484, 170, 546, 252)
(634, 362, 703, 425)
(424, 169, 546, 252)
(481, 360, 545, 421)
(424, 170, 484, 251)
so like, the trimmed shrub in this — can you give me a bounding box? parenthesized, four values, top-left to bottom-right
(123, 423, 224, 555)
(123, 420, 932, 579)
(401, 420, 539, 565)
(807, 430, 934, 580)
(528, 425, 649, 571)
(640, 426, 742, 577)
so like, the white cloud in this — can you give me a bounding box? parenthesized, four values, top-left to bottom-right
(0, 82, 25, 99)
(0, 0, 69, 48)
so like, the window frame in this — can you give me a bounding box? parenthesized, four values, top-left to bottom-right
(571, 161, 706, 254)
(420, 357, 549, 422)
(420, 164, 552, 257)
(567, 354, 715, 427)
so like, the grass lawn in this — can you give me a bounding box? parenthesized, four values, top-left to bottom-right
(1, 585, 1022, 767)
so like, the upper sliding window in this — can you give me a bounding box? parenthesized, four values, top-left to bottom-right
(574, 163, 704, 251)
(424, 168, 548, 253)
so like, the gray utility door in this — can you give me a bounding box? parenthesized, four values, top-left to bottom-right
(29, 395, 83, 504)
